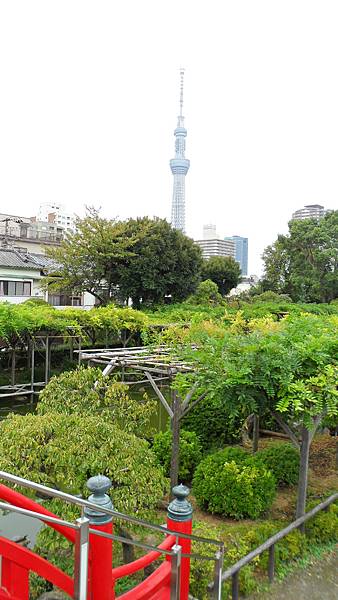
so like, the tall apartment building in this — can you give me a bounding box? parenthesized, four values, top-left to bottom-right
(36, 203, 76, 232)
(224, 235, 248, 276)
(196, 238, 236, 260)
(196, 227, 236, 260)
(291, 204, 326, 220)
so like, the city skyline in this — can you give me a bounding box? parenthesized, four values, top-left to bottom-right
(1, 2, 338, 275)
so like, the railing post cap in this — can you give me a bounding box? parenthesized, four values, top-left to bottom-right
(168, 484, 193, 522)
(84, 474, 113, 525)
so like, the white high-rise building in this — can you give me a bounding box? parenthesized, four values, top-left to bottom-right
(36, 203, 76, 232)
(203, 224, 219, 240)
(292, 204, 326, 220)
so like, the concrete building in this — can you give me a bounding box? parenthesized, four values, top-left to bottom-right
(170, 69, 190, 232)
(196, 238, 236, 260)
(36, 202, 76, 232)
(292, 204, 326, 220)
(203, 224, 219, 240)
(0, 248, 94, 308)
(224, 235, 248, 276)
(0, 213, 64, 254)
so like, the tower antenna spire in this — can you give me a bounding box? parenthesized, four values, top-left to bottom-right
(170, 68, 190, 233)
(179, 68, 185, 118)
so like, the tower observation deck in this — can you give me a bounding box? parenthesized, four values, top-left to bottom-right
(170, 69, 190, 232)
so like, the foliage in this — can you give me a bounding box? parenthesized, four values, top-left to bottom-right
(43, 207, 139, 305)
(305, 502, 338, 543)
(0, 301, 150, 348)
(188, 279, 224, 306)
(38, 366, 156, 436)
(201, 256, 241, 296)
(182, 395, 242, 449)
(189, 518, 307, 599)
(116, 217, 203, 306)
(262, 210, 338, 303)
(0, 412, 165, 516)
(254, 442, 300, 486)
(0, 301, 80, 345)
(250, 290, 293, 303)
(152, 428, 202, 481)
(276, 364, 338, 429)
(193, 449, 276, 518)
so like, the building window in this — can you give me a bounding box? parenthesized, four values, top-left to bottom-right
(48, 293, 82, 307)
(0, 280, 31, 296)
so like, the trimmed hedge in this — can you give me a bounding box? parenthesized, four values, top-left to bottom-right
(152, 428, 202, 482)
(254, 442, 300, 486)
(193, 449, 276, 519)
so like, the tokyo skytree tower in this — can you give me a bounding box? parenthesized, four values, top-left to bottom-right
(170, 69, 190, 232)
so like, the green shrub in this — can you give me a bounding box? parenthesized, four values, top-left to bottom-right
(189, 519, 306, 599)
(306, 502, 338, 543)
(254, 442, 300, 486)
(152, 428, 202, 481)
(182, 396, 241, 449)
(193, 450, 276, 518)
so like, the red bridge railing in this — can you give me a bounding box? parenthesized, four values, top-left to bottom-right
(0, 471, 223, 600)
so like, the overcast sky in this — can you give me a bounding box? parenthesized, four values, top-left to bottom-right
(1, 1, 338, 274)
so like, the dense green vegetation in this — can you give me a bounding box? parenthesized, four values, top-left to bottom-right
(44, 211, 203, 306)
(0, 295, 337, 598)
(262, 209, 338, 303)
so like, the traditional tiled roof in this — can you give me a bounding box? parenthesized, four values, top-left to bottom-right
(0, 248, 60, 272)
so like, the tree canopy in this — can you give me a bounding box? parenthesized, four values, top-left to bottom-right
(262, 210, 338, 303)
(44, 211, 203, 306)
(116, 217, 203, 307)
(201, 256, 241, 295)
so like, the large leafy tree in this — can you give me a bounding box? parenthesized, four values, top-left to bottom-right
(262, 210, 338, 303)
(44, 208, 138, 305)
(116, 217, 203, 307)
(44, 212, 202, 307)
(201, 256, 241, 295)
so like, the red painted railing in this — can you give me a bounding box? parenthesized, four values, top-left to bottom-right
(0, 477, 196, 600)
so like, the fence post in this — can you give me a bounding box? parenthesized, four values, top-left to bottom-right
(84, 475, 114, 600)
(167, 484, 193, 600)
(74, 516, 90, 600)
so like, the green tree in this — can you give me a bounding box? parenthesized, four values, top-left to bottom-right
(189, 279, 224, 306)
(44, 213, 203, 307)
(43, 208, 138, 306)
(201, 256, 241, 295)
(117, 217, 203, 307)
(179, 313, 338, 518)
(262, 210, 338, 303)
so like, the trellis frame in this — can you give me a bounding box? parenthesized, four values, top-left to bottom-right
(79, 346, 206, 491)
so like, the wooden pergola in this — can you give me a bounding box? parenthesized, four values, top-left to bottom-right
(79, 346, 206, 491)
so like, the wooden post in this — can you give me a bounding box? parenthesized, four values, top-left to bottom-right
(30, 342, 35, 404)
(296, 426, 311, 522)
(11, 347, 16, 387)
(45, 336, 49, 385)
(253, 414, 259, 453)
(78, 337, 82, 366)
(69, 337, 74, 362)
(170, 390, 181, 493)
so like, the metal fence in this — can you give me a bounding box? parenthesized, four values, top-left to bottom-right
(208, 491, 338, 600)
(0, 471, 224, 600)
